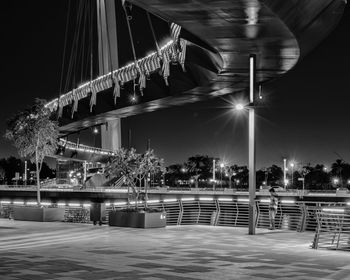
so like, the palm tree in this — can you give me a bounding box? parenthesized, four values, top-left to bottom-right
(331, 159, 345, 188)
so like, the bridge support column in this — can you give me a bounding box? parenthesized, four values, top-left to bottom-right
(248, 54, 256, 235)
(97, 0, 121, 150)
(101, 120, 121, 151)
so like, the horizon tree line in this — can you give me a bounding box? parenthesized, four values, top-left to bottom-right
(164, 155, 350, 190)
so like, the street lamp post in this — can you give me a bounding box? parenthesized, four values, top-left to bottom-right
(234, 54, 257, 235)
(248, 54, 256, 235)
(290, 162, 295, 187)
(212, 159, 216, 191)
(283, 158, 287, 189)
(220, 163, 224, 188)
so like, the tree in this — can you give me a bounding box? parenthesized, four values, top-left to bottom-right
(186, 155, 216, 181)
(267, 165, 283, 186)
(237, 166, 249, 187)
(295, 164, 330, 190)
(5, 99, 59, 204)
(224, 165, 239, 189)
(105, 148, 164, 208)
(0, 156, 24, 184)
(165, 164, 184, 187)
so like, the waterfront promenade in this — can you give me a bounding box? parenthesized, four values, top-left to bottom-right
(1, 219, 349, 280)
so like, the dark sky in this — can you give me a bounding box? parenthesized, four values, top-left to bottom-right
(1, 2, 349, 169)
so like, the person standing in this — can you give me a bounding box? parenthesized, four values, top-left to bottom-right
(269, 188, 279, 230)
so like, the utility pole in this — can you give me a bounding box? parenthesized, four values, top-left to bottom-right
(212, 159, 216, 191)
(283, 158, 287, 189)
(24, 160, 27, 186)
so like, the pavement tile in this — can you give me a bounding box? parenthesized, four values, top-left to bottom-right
(0, 219, 350, 280)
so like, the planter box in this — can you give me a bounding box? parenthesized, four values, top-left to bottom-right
(109, 211, 166, 228)
(13, 206, 65, 222)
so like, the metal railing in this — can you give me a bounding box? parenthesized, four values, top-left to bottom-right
(312, 207, 350, 251)
(1, 199, 349, 235)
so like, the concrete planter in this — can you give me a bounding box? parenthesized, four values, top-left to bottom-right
(13, 206, 65, 222)
(109, 211, 166, 228)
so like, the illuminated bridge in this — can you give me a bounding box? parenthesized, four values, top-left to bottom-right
(46, 0, 345, 140)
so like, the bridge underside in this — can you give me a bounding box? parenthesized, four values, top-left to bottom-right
(58, 0, 345, 136)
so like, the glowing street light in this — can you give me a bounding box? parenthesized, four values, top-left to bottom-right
(93, 127, 99, 134)
(235, 103, 244, 111)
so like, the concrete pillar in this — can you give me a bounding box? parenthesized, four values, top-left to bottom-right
(101, 120, 121, 151)
(97, 0, 121, 150)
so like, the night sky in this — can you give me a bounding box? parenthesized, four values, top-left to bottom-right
(1, 2, 349, 169)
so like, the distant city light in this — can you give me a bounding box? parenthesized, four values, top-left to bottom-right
(333, 178, 339, 184)
(93, 127, 99, 134)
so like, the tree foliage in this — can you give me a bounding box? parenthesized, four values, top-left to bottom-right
(5, 99, 58, 167)
(4, 99, 58, 202)
(105, 148, 165, 206)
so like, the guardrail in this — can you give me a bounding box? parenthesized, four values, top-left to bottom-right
(312, 207, 350, 251)
(2, 199, 348, 233)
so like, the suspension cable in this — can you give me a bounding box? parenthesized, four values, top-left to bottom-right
(71, 1, 85, 90)
(64, 0, 84, 92)
(146, 11, 161, 56)
(122, 3, 138, 65)
(57, 0, 71, 118)
(90, 0, 94, 82)
(80, 1, 89, 83)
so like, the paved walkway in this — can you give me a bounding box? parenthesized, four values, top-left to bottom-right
(0, 219, 349, 280)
